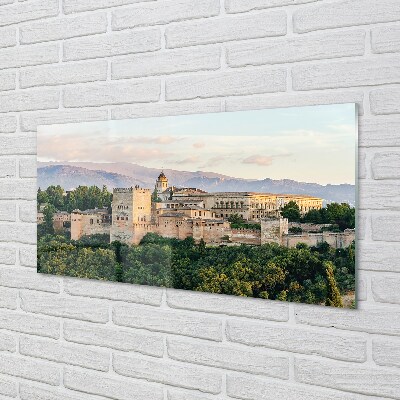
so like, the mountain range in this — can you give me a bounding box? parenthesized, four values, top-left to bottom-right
(38, 162, 355, 205)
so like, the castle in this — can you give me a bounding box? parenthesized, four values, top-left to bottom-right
(66, 172, 336, 247)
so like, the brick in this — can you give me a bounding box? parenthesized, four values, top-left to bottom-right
(372, 152, 400, 179)
(20, 291, 109, 323)
(0, 331, 16, 353)
(64, 367, 163, 400)
(19, 384, 90, 400)
(19, 246, 37, 268)
(0, 309, 59, 337)
(112, 0, 219, 30)
(113, 353, 222, 394)
(64, 0, 156, 14)
(19, 384, 112, 400)
(358, 150, 366, 179)
(0, 43, 59, 70)
(226, 373, 372, 400)
(63, 80, 160, 108)
(0, 267, 60, 293)
(19, 200, 37, 222)
(372, 276, 400, 304)
(372, 25, 400, 54)
(295, 304, 400, 336)
(370, 87, 400, 115)
(360, 116, 400, 146)
(0, 246, 15, 264)
(167, 289, 289, 321)
(20, 13, 107, 44)
(373, 337, 400, 368)
(293, 55, 400, 91)
(112, 47, 221, 79)
(0, 353, 59, 386)
(0, 116, 17, 133)
(0, 203, 16, 222)
(295, 357, 400, 399)
(112, 99, 221, 120)
(0, 287, 17, 309)
(0, 375, 17, 398)
(226, 0, 317, 13)
(358, 213, 367, 240)
(166, 67, 286, 100)
(20, 336, 109, 372)
(167, 390, 224, 400)
(64, 320, 164, 356)
(63, 29, 160, 62)
(358, 241, 400, 272)
(372, 214, 400, 241)
(0, 89, 59, 113)
(21, 109, 108, 132)
(20, 60, 108, 89)
(0, 0, 58, 27)
(166, 11, 286, 48)
(360, 181, 400, 210)
(65, 278, 163, 306)
(0, 135, 36, 155)
(0, 27, 15, 48)
(19, 252, 35, 280)
(0, 180, 36, 200)
(227, 319, 366, 362)
(167, 337, 289, 379)
(357, 276, 367, 301)
(0, 158, 15, 178)
(227, 30, 365, 67)
(113, 303, 222, 341)
(0, 70, 16, 91)
(0, 223, 36, 244)
(19, 159, 36, 179)
(293, 0, 400, 33)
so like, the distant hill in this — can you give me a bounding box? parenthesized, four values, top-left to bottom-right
(38, 165, 146, 191)
(37, 162, 355, 205)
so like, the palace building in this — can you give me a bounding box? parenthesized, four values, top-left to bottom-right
(68, 172, 331, 247)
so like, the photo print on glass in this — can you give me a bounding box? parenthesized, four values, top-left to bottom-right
(37, 104, 357, 308)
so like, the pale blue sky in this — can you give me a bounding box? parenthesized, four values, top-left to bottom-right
(38, 103, 357, 185)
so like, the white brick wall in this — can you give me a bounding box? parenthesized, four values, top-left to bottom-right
(0, 1, 399, 399)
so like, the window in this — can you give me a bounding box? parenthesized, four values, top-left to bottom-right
(126, 216, 128, 221)
(90, 219, 93, 224)
(117, 217, 119, 220)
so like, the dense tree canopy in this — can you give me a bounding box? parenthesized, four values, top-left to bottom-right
(302, 202, 355, 231)
(38, 231, 354, 307)
(228, 214, 261, 230)
(37, 185, 112, 212)
(280, 201, 301, 222)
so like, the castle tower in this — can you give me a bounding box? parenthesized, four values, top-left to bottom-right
(156, 171, 168, 194)
(110, 186, 152, 245)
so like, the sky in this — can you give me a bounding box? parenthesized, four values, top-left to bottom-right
(38, 103, 357, 185)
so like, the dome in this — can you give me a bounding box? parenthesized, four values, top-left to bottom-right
(157, 171, 167, 181)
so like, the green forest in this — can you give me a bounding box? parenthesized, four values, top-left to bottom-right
(281, 200, 355, 231)
(38, 232, 355, 308)
(38, 185, 112, 212)
(37, 185, 355, 308)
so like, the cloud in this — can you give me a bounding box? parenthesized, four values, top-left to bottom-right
(175, 155, 200, 165)
(193, 142, 205, 149)
(242, 155, 273, 166)
(127, 135, 182, 145)
(38, 134, 174, 163)
(200, 156, 224, 168)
